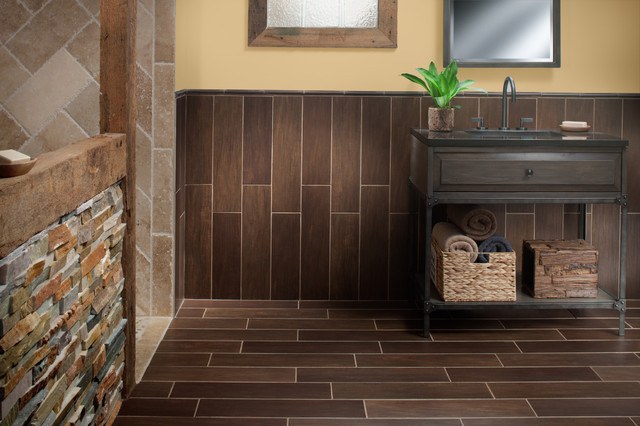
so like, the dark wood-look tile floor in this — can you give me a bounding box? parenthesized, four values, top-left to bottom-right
(116, 300, 640, 425)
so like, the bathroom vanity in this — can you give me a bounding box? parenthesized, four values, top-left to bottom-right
(409, 129, 629, 336)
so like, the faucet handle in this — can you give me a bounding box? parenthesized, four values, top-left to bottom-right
(471, 117, 487, 130)
(517, 117, 534, 130)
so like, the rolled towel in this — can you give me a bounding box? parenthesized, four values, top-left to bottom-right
(476, 235, 513, 263)
(432, 222, 479, 263)
(447, 204, 497, 242)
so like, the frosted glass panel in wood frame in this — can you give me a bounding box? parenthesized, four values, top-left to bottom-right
(249, 0, 397, 48)
(267, 0, 378, 29)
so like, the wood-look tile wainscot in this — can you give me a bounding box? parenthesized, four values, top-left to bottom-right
(175, 92, 640, 301)
(116, 300, 640, 424)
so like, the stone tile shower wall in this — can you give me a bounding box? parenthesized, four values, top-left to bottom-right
(135, 0, 176, 317)
(0, 0, 177, 318)
(0, 183, 126, 425)
(0, 0, 100, 155)
(176, 92, 640, 301)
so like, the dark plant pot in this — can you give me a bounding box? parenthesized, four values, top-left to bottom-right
(428, 107, 455, 131)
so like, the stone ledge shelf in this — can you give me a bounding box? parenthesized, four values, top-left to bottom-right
(0, 134, 126, 258)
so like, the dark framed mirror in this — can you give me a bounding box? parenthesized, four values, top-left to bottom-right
(444, 0, 561, 67)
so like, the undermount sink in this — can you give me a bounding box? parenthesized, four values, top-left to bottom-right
(465, 129, 563, 138)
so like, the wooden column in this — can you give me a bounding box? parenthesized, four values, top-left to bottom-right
(100, 0, 137, 396)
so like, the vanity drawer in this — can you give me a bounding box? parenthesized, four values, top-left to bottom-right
(434, 151, 622, 192)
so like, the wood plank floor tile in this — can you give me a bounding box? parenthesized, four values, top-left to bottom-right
(176, 308, 205, 318)
(593, 366, 640, 381)
(447, 367, 600, 382)
(299, 330, 426, 341)
(119, 398, 198, 417)
(299, 301, 413, 309)
(247, 319, 376, 330)
(488, 381, 640, 398)
(156, 340, 241, 353)
(365, 399, 534, 418)
(170, 382, 331, 399)
(204, 308, 328, 319)
(297, 367, 449, 383)
(182, 300, 299, 309)
(375, 319, 504, 330)
(501, 318, 619, 329)
(629, 319, 640, 328)
(162, 329, 297, 341)
(118, 303, 640, 424)
(517, 340, 640, 353)
(355, 354, 501, 367)
(332, 382, 491, 399)
(529, 398, 640, 417)
(208, 354, 355, 367)
(291, 420, 461, 426)
(149, 352, 211, 367)
(381, 341, 520, 354)
(329, 309, 421, 320)
(142, 366, 295, 382)
(462, 418, 635, 426)
(447, 309, 575, 319)
(498, 353, 640, 367)
(130, 382, 173, 398)
(196, 399, 366, 418)
(169, 318, 248, 329)
(116, 418, 287, 426)
(560, 329, 640, 340)
(242, 341, 382, 354)
(431, 330, 564, 341)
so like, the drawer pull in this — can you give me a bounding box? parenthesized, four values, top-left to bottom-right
(526, 169, 534, 177)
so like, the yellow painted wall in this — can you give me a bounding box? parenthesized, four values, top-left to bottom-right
(176, 0, 640, 93)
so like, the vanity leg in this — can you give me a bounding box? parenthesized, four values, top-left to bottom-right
(423, 313, 431, 338)
(422, 199, 434, 338)
(618, 200, 628, 336)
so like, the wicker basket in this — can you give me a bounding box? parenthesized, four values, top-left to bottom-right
(430, 240, 516, 302)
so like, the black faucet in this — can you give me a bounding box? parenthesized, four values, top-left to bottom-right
(500, 76, 516, 130)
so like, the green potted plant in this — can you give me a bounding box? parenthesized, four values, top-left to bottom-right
(401, 61, 485, 131)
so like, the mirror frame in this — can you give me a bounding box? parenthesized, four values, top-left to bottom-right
(443, 0, 561, 67)
(248, 0, 397, 48)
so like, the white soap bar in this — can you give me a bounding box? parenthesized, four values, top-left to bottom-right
(562, 120, 588, 127)
(0, 149, 31, 165)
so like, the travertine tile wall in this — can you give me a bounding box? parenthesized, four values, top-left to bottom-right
(0, 0, 100, 155)
(176, 91, 640, 301)
(135, 0, 176, 317)
(0, 0, 177, 317)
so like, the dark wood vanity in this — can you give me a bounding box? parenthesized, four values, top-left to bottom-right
(409, 129, 629, 336)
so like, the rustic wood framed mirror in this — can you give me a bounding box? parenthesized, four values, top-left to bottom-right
(248, 0, 397, 48)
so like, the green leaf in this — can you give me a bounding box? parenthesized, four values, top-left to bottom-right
(401, 73, 428, 92)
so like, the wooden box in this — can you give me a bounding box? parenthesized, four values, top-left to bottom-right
(523, 240, 598, 298)
(430, 240, 516, 302)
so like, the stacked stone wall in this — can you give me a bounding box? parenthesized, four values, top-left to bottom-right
(0, 182, 126, 425)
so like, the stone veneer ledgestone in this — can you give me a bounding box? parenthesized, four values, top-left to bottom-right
(0, 182, 126, 425)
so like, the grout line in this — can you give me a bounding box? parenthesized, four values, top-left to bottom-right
(192, 399, 200, 418)
(328, 97, 334, 300)
(239, 97, 245, 300)
(358, 97, 363, 301)
(269, 96, 275, 301)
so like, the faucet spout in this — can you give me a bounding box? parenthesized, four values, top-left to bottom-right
(500, 76, 516, 130)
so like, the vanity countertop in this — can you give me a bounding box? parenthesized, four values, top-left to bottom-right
(411, 129, 629, 147)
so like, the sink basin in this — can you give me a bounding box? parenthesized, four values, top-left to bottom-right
(465, 129, 563, 138)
